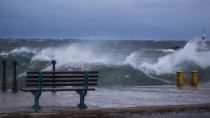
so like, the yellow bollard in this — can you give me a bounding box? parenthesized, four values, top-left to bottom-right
(191, 71, 198, 87)
(176, 71, 184, 87)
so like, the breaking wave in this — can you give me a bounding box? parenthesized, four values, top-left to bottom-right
(138, 40, 210, 75)
(1, 39, 210, 86)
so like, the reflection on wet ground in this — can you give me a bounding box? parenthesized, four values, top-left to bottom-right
(0, 85, 210, 112)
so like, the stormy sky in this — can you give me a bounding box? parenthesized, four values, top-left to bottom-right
(0, 0, 209, 40)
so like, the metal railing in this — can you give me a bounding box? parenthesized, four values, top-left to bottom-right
(1, 60, 56, 92)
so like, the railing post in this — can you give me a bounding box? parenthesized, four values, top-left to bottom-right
(1, 60, 7, 92)
(51, 60, 56, 72)
(12, 60, 18, 92)
(51, 60, 56, 88)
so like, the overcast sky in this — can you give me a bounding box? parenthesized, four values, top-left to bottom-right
(0, 0, 210, 40)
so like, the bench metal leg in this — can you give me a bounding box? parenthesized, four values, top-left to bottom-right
(77, 90, 87, 109)
(31, 91, 42, 110)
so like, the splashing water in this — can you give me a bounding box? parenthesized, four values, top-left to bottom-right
(1, 39, 210, 85)
(0, 47, 38, 57)
(136, 40, 210, 75)
(31, 43, 120, 69)
(30, 39, 210, 76)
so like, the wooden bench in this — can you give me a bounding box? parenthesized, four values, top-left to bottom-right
(20, 71, 98, 110)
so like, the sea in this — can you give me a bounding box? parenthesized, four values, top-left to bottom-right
(0, 38, 210, 88)
(1, 38, 210, 112)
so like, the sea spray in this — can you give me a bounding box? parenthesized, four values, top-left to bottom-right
(137, 40, 210, 75)
(0, 39, 210, 86)
(30, 39, 210, 84)
(31, 43, 120, 69)
(0, 47, 38, 58)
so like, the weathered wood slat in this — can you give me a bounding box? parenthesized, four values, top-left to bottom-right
(27, 74, 98, 76)
(27, 71, 98, 74)
(26, 81, 98, 84)
(26, 82, 97, 87)
(20, 87, 95, 92)
(27, 73, 98, 75)
(26, 84, 97, 87)
(26, 75, 98, 78)
(26, 79, 98, 82)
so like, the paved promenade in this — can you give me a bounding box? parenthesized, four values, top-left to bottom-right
(0, 85, 210, 117)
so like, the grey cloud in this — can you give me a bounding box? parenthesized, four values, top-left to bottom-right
(0, 0, 209, 40)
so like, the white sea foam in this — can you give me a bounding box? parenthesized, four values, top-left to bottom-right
(31, 43, 119, 69)
(10, 47, 38, 54)
(4, 39, 209, 81)
(0, 47, 38, 57)
(135, 40, 210, 75)
(30, 39, 210, 77)
(158, 49, 176, 53)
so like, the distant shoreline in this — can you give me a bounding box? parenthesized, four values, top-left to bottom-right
(0, 38, 190, 41)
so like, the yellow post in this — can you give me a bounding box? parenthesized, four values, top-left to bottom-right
(191, 71, 198, 87)
(176, 71, 184, 87)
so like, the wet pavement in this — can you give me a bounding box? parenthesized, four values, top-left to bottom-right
(122, 111, 210, 118)
(0, 85, 210, 112)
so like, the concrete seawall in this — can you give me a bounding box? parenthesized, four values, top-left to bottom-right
(1, 104, 210, 118)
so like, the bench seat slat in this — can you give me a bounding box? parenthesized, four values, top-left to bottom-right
(26, 83, 98, 87)
(20, 87, 95, 92)
(26, 75, 98, 78)
(27, 74, 98, 76)
(27, 71, 98, 74)
(26, 79, 98, 82)
(27, 73, 98, 75)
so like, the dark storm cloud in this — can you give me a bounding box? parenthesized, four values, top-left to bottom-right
(0, 0, 210, 40)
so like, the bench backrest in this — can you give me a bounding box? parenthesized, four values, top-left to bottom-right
(25, 71, 98, 89)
